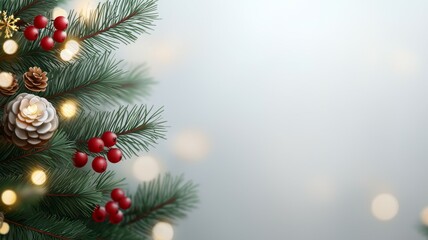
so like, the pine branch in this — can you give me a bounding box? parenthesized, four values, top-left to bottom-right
(4, 213, 94, 240)
(62, 105, 166, 159)
(123, 174, 198, 236)
(37, 53, 154, 109)
(67, 0, 158, 54)
(0, 0, 64, 20)
(39, 170, 124, 219)
(0, 131, 74, 174)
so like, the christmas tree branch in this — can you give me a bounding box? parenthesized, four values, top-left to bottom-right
(0, 131, 74, 173)
(38, 53, 154, 109)
(0, 0, 64, 20)
(68, 0, 158, 54)
(62, 105, 166, 158)
(5, 219, 70, 240)
(123, 174, 198, 235)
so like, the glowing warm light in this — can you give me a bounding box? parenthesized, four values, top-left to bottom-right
(173, 129, 211, 162)
(0, 222, 9, 235)
(153, 222, 174, 240)
(1, 190, 17, 206)
(60, 49, 74, 61)
(52, 7, 68, 18)
(31, 170, 47, 185)
(371, 193, 399, 221)
(421, 207, 428, 226)
(133, 156, 160, 182)
(0, 72, 14, 88)
(3, 39, 18, 55)
(24, 104, 39, 116)
(65, 40, 80, 55)
(60, 101, 78, 118)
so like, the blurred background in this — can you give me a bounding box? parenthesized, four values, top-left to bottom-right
(64, 0, 428, 239)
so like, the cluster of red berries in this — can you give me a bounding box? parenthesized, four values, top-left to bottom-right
(72, 131, 123, 173)
(92, 188, 132, 224)
(24, 15, 68, 51)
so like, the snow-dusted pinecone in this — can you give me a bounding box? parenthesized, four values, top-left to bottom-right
(3, 93, 58, 150)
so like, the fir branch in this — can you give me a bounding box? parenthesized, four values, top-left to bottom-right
(39, 169, 123, 219)
(38, 53, 154, 109)
(67, 0, 158, 54)
(4, 213, 95, 240)
(62, 105, 166, 158)
(0, 130, 74, 173)
(123, 174, 198, 235)
(0, 0, 64, 20)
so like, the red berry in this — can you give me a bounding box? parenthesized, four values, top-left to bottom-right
(53, 30, 67, 43)
(40, 36, 54, 51)
(73, 151, 88, 168)
(119, 197, 132, 210)
(109, 210, 123, 224)
(92, 156, 107, 173)
(105, 201, 119, 214)
(92, 206, 107, 223)
(54, 16, 68, 30)
(24, 26, 39, 41)
(107, 148, 122, 163)
(34, 15, 48, 29)
(102, 131, 117, 147)
(111, 188, 126, 202)
(88, 137, 105, 153)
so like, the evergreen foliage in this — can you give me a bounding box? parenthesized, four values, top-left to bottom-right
(0, 0, 197, 238)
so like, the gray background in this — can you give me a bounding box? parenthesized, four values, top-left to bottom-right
(69, 0, 428, 239)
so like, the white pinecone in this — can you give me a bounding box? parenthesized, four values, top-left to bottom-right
(3, 93, 58, 150)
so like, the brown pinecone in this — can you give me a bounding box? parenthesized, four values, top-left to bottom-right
(23, 67, 48, 92)
(0, 72, 18, 96)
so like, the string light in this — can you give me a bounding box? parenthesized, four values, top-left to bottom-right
(153, 222, 174, 240)
(60, 49, 74, 61)
(65, 40, 80, 55)
(31, 170, 47, 185)
(0, 222, 9, 235)
(1, 190, 16, 206)
(371, 193, 399, 221)
(3, 39, 18, 55)
(60, 100, 78, 118)
(0, 72, 14, 88)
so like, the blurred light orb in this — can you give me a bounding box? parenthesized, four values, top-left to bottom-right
(65, 40, 80, 55)
(153, 222, 174, 240)
(0, 222, 9, 235)
(173, 129, 211, 162)
(52, 7, 68, 18)
(31, 170, 47, 185)
(60, 100, 78, 118)
(1, 190, 17, 206)
(371, 194, 399, 221)
(0, 72, 14, 88)
(133, 156, 160, 182)
(420, 207, 428, 226)
(3, 40, 18, 55)
(60, 49, 74, 61)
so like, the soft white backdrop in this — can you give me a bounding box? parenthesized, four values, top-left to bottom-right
(68, 0, 428, 239)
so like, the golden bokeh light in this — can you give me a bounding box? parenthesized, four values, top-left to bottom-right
(60, 49, 74, 62)
(173, 129, 211, 162)
(1, 190, 17, 206)
(371, 193, 399, 221)
(0, 222, 10, 235)
(65, 40, 80, 55)
(153, 222, 174, 240)
(3, 40, 18, 55)
(60, 100, 78, 118)
(421, 207, 428, 226)
(133, 156, 161, 182)
(52, 7, 68, 18)
(31, 170, 47, 186)
(0, 72, 14, 88)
